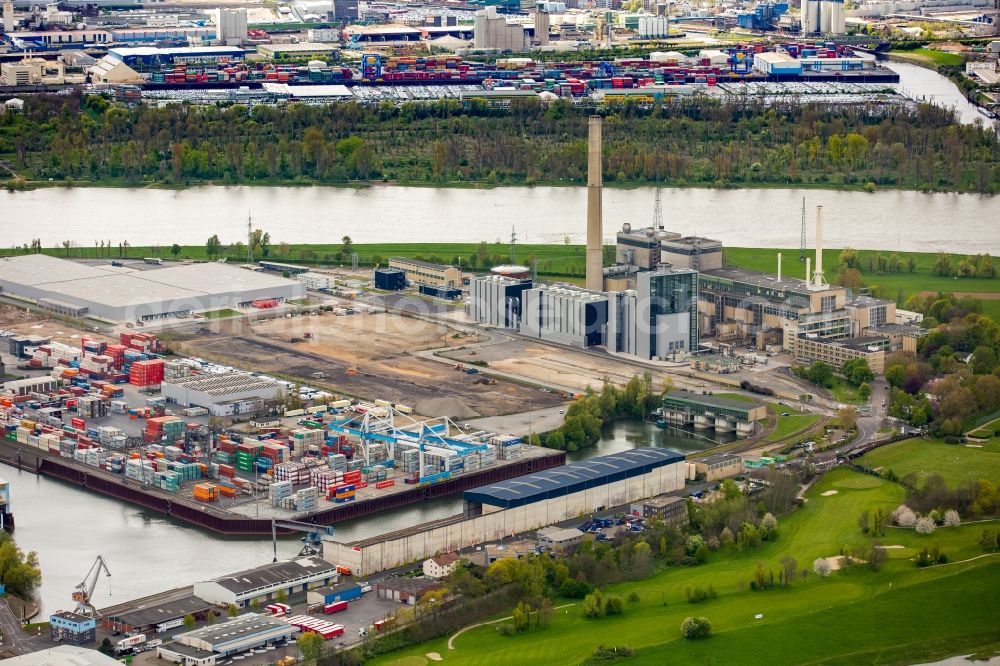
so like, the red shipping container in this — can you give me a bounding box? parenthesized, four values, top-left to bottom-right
(70, 417, 86, 430)
(376, 480, 394, 489)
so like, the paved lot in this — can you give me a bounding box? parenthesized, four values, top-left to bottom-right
(469, 405, 567, 438)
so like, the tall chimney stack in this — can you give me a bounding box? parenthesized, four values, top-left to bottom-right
(777, 252, 782, 283)
(586, 115, 603, 291)
(3, 1, 13, 33)
(805, 256, 811, 286)
(812, 205, 826, 289)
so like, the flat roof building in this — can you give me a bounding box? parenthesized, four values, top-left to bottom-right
(388, 257, 461, 288)
(536, 526, 585, 550)
(157, 613, 296, 665)
(162, 373, 283, 414)
(659, 392, 765, 437)
(0, 255, 304, 323)
(608, 267, 698, 361)
(192, 556, 338, 608)
(101, 594, 214, 634)
(520, 284, 608, 348)
(468, 275, 532, 329)
(659, 236, 723, 271)
(257, 42, 340, 58)
(636, 495, 688, 523)
(1, 646, 121, 666)
(49, 611, 96, 645)
(693, 453, 743, 481)
(792, 334, 889, 374)
(374, 578, 442, 605)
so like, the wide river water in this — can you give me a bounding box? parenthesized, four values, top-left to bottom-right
(2, 420, 716, 616)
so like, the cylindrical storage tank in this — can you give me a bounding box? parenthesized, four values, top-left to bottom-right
(835, 2, 846, 34)
(490, 264, 531, 279)
(820, 1, 832, 33)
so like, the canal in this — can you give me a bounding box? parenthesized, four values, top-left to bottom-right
(2, 419, 726, 615)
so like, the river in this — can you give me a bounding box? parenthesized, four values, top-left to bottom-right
(1, 184, 996, 255)
(1, 420, 719, 616)
(887, 61, 993, 127)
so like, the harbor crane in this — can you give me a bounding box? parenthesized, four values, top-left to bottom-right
(271, 519, 335, 562)
(73, 555, 111, 617)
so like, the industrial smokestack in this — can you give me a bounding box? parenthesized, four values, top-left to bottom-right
(3, 0, 13, 33)
(805, 257, 811, 286)
(777, 252, 782, 283)
(586, 115, 603, 291)
(813, 205, 825, 287)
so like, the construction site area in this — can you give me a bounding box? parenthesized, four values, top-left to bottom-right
(173, 312, 564, 420)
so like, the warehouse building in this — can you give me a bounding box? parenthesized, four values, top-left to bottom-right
(259, 261, 308, 275)
(658, 392, 765, 436)
(375, 578, 442, 605)
(520, 284, 608, 348)
(162, 374, 284, 415)
(326, 449, 685, 575)
(0, 255, 304, 323)
(1, 647, 121, 666)
(693, 453, 743, 481)
(374, 268, 406, 291)
(536, 526, 585, 550)
(468, 275, 532, 328)
(257, 43, 339, 58)
(157, 613, 296, 665)
(792, 334, 889, 374)
(2, 375, 58, 396)
(101, 595, 215, 634)
(388, 257, 461, 288)
(193, 556, 338, 608)
(608, 267, 698, 360)
(306, 582, 363, 606)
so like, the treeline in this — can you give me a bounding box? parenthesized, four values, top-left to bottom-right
(0, 533, 42, 598)
(2, 92, 999, 192)
(535, 375, 664, 452)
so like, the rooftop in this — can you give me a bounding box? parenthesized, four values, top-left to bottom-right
(868, 323, 925, 336)
(51, 611, 93, 623)
(172, 612, 293, 645)
(464, 449, 684, 509)
(389, 256, 457, 271)
(701, 266, 841, 296)
(206, 556, 336, 594)
(660, 236, 723, 248)
(537, 526, 584, 541)
(0, 646, 122, 666)
(109, 46, 243, 57)
(797, 334, 889, 351)
(164, 373, 282, 397)
(157, 643, 217, 660)
(430, 552, 459, 566)
(376, 578, 442, 594)
(107, 594, 212, 628)
(695, 453, 742, 466)
(846, 294, 894, 308)
(663, 391, 763, 412)
(312, 581, 360, 597)
(644, 495, 686, 508)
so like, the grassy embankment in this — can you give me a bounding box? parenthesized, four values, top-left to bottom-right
(890, 48, 966, 68)
(369, 467, 1000, 666)
(858, 436, 1000, 488)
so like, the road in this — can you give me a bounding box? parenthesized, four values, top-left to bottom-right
(0, 599, 45, 655)
(854, 379, 890, 447)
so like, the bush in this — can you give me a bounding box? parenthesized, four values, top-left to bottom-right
(604, 595, 624, 616)
(559, 578, 592, 599)
(944, 509, 961, 527)
(587, 645, 636, 662)
(496, 623, 516, 636)
(892, 505, 917, 527)
(813, 557, 832, 577)
(626, 591, 640, 604)
(680, 616, 713, 640)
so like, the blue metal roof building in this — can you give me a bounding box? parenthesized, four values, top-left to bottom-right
(463, 448, 684, 510)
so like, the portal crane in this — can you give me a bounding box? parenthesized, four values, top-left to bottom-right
(271, 519, 335, 562)
(73, 555, 111, 617)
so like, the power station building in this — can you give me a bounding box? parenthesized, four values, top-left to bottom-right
(520, 284, 608, 348)
(324, 449, 686, 575)
(608, 267, 699, 360)
(658, 391, 765, 437)
(468, 275, 533, 328)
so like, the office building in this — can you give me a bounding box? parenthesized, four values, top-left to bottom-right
(791, 334, 889, 374)
(388, 257, 461, 288)
(468, 275, 532, 328)
(520, 285, 608, 348)
(693, 453, 743, 481)
(218, 8, 247, 46)
(473, 6, 529, 51)
(636, 495, 688, 523)
(50, 612, 97, 645)
(608, 268, 698, 360)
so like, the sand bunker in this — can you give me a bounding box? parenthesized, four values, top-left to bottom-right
(821, 490, 839, 496)
(427, 653, 443, 662)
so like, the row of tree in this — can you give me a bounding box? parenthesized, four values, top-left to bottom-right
(3, 92, 999, 192)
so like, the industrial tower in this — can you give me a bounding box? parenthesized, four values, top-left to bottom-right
(586, 116, 604, 291)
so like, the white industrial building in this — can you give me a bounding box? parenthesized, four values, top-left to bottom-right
(162, 373, 284, 415)
(468, 275, 533, 328)
(295, 272, 336, 291)
(802, 0, 846, 34)
(327, 449, 685, 575)
(193, 557, 338, 608)
(0, 255, 304, 323)
(157, 613, 296, 666)
(217, 8, 247, 45)
(520, 284, 608, 348)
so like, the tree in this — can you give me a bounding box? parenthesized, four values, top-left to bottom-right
(858, 382, 871, 401)
(933, 253, 953, 276)
(275, 588, 289, 604)
(892, 505, 917, 528)
(858, 509, 871, 534)
(250, 598, 260, 612)
(813, 557, 832, 577)
(183, 613, 196, 629)
(341, 235, 354, 259)
(760, 513, 778, 532)
(680, 616, 712, 639)
(780, 557, 798, 586)
(227, 603, 239, 618)
(839, 248, 860, 269)
(0, 535, 42, 597)
(206, 234, 222, 259)
(170, 243, 181, 259)
(207, 610, 217, 625)
(98, 638, 114, 656)
(298, 632, 325, 663)
(868, 541, 887, 571)
(838, 406, 859, 431)
(583, 590, 604, 618)
(604, 594, 624, 615)
(916, 516, 936, 534)
(944, 509, 961, 527)
(842, 358, 874, 386)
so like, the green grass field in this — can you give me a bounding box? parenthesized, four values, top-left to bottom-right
(828, 377, 863, 405)
(908, 48, 966, 67)
(858, 437, 1000, 488)
(766, 413, 821, 442)
(369, 469, 999, 666)
(199, 308, 242, 319)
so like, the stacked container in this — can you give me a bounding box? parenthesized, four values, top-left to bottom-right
(296, 486, 320, 512)
(269, 480, 294, 506)
(193, 483, 218, 502)
(129, 359, 165, 387)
